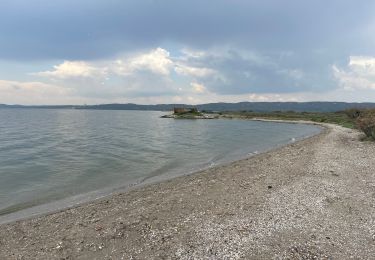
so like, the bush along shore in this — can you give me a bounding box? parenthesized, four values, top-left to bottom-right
(217, 108, 375, 141)
(162, 107, 375, 140)
(346, 108, 375, 140)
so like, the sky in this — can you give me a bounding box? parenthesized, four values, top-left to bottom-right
(1, 0, 375, 105)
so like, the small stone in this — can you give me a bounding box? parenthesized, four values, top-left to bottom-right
(95, 225, 103, 231)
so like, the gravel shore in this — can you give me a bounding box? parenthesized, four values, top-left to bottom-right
(1, 123, 374, 259)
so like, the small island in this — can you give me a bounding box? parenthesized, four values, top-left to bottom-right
(161, 107, 218, 119)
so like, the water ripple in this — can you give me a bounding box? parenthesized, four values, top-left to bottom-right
(0, 109, 321, 215)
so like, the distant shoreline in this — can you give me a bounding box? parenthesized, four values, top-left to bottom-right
(2, 101, 375, 113)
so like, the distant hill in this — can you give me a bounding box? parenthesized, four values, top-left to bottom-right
(1, 102, 375, 112)
(196, 102, 375, 112)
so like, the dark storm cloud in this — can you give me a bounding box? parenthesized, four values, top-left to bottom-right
(0, 0, 374, 60)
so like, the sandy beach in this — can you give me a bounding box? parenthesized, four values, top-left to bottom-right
(1, 122, 374, 259)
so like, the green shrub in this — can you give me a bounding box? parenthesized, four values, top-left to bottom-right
(356, 109, 375, 140)
(344, 108, 363, 119)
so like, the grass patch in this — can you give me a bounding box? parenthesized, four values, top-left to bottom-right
(220, 111, 356, 129)
(173, 110, 204, 119)
(174, 110, 203, 116)
(220, 109, 375, 141)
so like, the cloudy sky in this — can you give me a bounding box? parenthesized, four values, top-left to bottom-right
(1, 0, 375, 105)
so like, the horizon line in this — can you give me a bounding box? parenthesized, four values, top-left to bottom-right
(2, 101, 375, 107)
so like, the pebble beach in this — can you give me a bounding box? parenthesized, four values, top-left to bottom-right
(1, 122, 374, 259)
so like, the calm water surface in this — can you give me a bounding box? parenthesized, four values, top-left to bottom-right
(0, 109, 321, 221)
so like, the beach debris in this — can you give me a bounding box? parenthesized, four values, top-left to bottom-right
(95, 225, 103, 231)
(282, 243, 331, 259)
(55, 241, 63, 250)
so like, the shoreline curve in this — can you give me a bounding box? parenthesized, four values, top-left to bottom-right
(1, 122, 374, 259)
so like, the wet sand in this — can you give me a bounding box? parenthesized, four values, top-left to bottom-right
(1, 123, 374, 259)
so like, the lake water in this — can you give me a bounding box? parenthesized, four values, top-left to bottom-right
(0, 109, 321, 222)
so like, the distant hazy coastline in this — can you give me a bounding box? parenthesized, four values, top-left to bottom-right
(2, 101, 375, 112)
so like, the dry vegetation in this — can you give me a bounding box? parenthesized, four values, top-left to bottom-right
(221, 108, 375, 141)
(346, 108, 375, 140)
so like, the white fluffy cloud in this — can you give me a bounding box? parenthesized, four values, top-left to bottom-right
(33, 61, 107, 79)
(247, 93, 298, 102)
(7, 48, 375, 105)
(191, 82, 207, 93)
(28, 47, 221, 99)
(0, 80, 74, 104)
(349, 56, 375, 74)
(175, 64, 216, 77)
(33, 47, 309, 98)
(113, 48, 216, 79)
(114, 48, 173, 76)
(333, 56, 375, 90)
